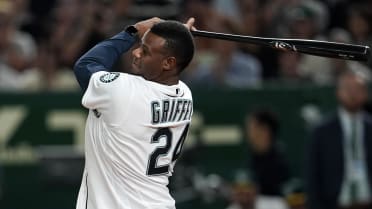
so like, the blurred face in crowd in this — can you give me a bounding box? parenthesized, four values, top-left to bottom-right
(347, 11, 370, 40)
(290, 18, 315, 39)
(0, 15, 11, 47)
(231, 184, 257, 209)
(337, 73, 368, 113)
(131, 31, 172, 81)
(0, 1, 14, 48)
(278, 52, 301, 78)
(54, 0, 80, 22)
(246, 117, 271, 153)
(112, 0, 133, 16)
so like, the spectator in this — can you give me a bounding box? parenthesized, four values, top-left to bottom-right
(180, 0, 262, 88)
(306, 70, 372, 209)
(346, 4, 372, 69)
(285, 1, 333, 85)
(327, 28, 372, 84)
(237, 0, 279, 80)
(276, 52, 310, 85)
(245, 110, 291, 197)
(183, 38, 262, 88)
(107, 0, 134, 35)
(346, 5, 372, 46)
(226, 177, 257, 209)
(284, 179, 307, 209)
(0, 0, 41, 91)
(35, 0, 107, 90)
(288, 27, 371, 86)
(226, 170, 288, 209)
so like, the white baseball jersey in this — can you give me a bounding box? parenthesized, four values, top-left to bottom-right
(76, 71, 193, 209)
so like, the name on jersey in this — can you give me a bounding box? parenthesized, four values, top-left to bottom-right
(151, 99, 193, 124)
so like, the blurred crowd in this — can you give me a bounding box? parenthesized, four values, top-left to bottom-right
(168, 68, 372, 209)
(0, 0, 371, 91)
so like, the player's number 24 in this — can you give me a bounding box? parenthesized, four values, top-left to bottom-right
(147, 124, 190, 176)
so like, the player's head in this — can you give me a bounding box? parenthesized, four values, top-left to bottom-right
(131, 20, 195, 81)
(337, 70, 369, 113)
(246, 110, 279, 153)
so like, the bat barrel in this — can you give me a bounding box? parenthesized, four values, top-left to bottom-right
(191, 30, 371, 62)
(191, 30, 270, 46)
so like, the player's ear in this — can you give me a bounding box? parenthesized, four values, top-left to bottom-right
(162, 57, 176, 71)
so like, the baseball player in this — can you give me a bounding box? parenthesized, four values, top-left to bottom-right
(73, 17, 196, 209)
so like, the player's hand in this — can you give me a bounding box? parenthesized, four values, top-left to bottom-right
(184, 17, 197, 31)
(134, 17, 164, 38)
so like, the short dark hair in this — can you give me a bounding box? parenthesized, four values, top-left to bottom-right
(150, 20, 195, 73)
(250, 110, 279, 138)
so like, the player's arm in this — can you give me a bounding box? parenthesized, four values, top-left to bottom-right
(73, 31, 136, 91)
(73, 17, 165, 91)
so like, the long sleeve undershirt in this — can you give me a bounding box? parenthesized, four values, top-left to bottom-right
(73, 31, 136, 91)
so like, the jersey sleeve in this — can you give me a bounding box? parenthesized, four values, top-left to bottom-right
(82, 71, 136, 125)
(82, 71, 121, 110)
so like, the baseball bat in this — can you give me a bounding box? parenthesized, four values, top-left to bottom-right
(191, 30, 370, 62)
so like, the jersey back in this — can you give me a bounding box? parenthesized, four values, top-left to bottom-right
(76, 71, 193, 209)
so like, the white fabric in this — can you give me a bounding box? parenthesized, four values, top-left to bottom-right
(225, 196, 289, 209)
(338, 108, 371, 206)
(76, 71, 193, 209)
(255, 196, 288, 209)
(0, 65, 42, 91)
(0, 30, 39, 91)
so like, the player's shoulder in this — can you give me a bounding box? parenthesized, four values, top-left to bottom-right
(179, 80, 192, 98)
(91, 71, 144, 85)
(95, 71, 121, 83)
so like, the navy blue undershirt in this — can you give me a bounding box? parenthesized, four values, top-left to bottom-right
(73, 31, 136, 91)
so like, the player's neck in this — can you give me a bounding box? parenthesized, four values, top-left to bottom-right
(150, 75, 179, 86)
